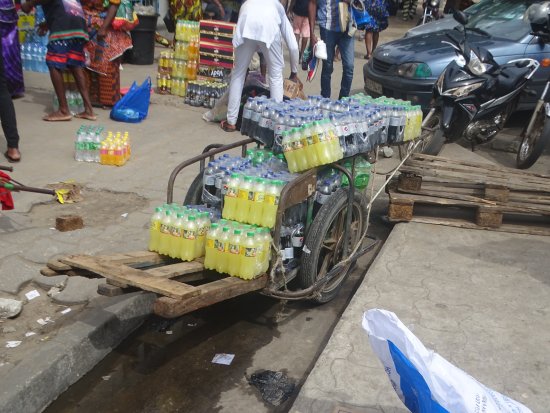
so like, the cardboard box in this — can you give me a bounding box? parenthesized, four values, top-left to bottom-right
(199, 19, 236, 36)
(200, 31, 233, 47)
(197, 65, 231, 82)
(283, 79, 305, 99)
(199, 54, 234, 69)
(199, 41, 234, 59)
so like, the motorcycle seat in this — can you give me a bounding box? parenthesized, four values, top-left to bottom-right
(496, 63, 532, 95)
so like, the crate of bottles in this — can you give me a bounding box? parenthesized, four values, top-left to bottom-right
(184, 80, 227, 108)
(74, 125, 131, 166)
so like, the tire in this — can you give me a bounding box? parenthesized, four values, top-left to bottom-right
(299, 189, 369, 304)
(517, 105, 550, 169)
(183, 171, 204, 205)
(418, 109, 445, 155)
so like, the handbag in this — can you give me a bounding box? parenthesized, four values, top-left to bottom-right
(338, 2, 349, 32)
(351, 0, 375, 29)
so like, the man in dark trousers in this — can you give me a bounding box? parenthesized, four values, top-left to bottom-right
(308, 0, 354, 99)
(0, 40, 21, 162)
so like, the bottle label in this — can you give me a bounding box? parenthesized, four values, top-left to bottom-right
(229, 243, 241, 255)
(238, 188, 249, 200)
(171, 227, 182, 237)
(292, 140, 303, 150)
(151, 221, 160, 231)
(291, 235, 304, 248)
(206, 239, 215, 249)
(205, 176, 215, 186)
(226, 186, 237, 198)
(243, 108, 252, 118)
(284, 247, 294, 260)
(254, 192, 265, 203)
(183, 229, 196, 240)
(282, 141, 292, 153)
(216, 240, 228, 252)
(248, 190, 255, 201)
(160, 224, 171, 234)
(197, 226, 207, 236)
(259, 117, 270, 128)
(244, 247, 257, 258)
(265, 194, 280, 205)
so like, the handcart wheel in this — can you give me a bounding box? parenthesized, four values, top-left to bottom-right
(299, 188, 368, 304)
(418, 109, 444, 155)
(183, 171, 204, 205)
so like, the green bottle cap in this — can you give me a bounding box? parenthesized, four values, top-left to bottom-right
(211, 223, 219, 229)
(244, 176, 253, 182)
(247, 232, 255, 237)
(177, 213, 183, 218)
(155, 207, 162, 212)
(276, 153, 285, 160)
(188, 215, 196, 221)
(234, 229, 241, 235)
(165, 210, 171, 216)
(223, 227, 230, 232)
(231, 173, 239, 178)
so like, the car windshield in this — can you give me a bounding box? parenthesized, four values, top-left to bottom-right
(464, 0, 536, 41)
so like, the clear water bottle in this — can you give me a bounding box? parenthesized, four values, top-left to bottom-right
(75, 126, 84, 161)
(241, 97, 254, 136)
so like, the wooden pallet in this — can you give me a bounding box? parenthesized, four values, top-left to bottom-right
(41, 251, 268, 318)
(387, 154, 550, 236)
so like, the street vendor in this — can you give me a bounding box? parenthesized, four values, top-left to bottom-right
(221, 0, 301, 132)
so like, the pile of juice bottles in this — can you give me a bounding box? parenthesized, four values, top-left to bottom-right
(281, 120, 343, 173)
(148, 205, 213, 261)
(204, 221, 272, 280)
(99, 131, 131, 166)
(185, 81, 228, 108)
(74, 125, 104, 162)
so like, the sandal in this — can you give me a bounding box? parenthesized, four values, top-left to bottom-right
(4, 150, 21, 163)
(364, 54, 371, 60)
(43, 112, 72, 122)
(74, 112, 98, 121)
(220, 120, 237, 132)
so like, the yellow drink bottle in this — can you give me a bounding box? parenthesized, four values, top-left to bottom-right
(249, 178, 265, 225)
(217, 226, 231, 273)
(204, 223, 219, 270)
(195, 212, 210, 258)
(158, 210, 173, 255)
(254, 229, 264, 274)
(236, 176, 253, 223)
(240, 232, 258, 280)
(222, 173, 240, 220)
(262, 228, 272, 273)
(262, 180, 283, 228)
(228, 229, 243, 277)
(324, 119, 343, 162)
(292, 128, 308, 172)
(180, 215, 197, 261)
(169, 213, 184, 258)
(148, 207, 163, 252)
(312, 121, 331, 165)
(282, 131, 298, 173)
(304, 123, 320, 167)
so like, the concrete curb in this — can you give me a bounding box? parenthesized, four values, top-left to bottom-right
(0, 291, 156, 413)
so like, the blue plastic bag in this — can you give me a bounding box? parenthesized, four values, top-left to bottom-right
(110, 77, 151, 123)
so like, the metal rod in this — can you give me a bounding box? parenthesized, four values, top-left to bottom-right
(166, 138, 254, 203)
(0, 182, 55, 195)
(0, 165, 13, 172)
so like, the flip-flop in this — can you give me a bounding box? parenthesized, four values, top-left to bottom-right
(220, 120, 236, 132)
(74, 113, 98, 121)
(4, 150, 20, 163)
(43, 113, 72, 122)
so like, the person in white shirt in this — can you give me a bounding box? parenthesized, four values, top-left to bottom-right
(221, 0, 301, 132)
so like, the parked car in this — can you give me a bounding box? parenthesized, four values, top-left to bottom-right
(364, 0, 550, 111)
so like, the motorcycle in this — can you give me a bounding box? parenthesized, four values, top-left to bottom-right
(516, 3, 550, 169)
(421, 10, 540, 155)
(419, 0, 441, 25)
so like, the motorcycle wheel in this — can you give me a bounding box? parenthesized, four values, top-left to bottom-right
(418, 109, 445, 155)
(516, 105, 550, 169)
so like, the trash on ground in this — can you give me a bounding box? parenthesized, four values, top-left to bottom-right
(102, 375, 111, 381)
(46, 181, 82, 204)
(25, 290, 40, 301)
(47, 287, 62, 297)
(121, 213, 128, 218)
(363, 309, 533, 413)
(248, 370, 295, 407)
(60, 308, 71, 315)
(37, 317, 54, 326)
(0, 298, 23, 318)
(5, 340, 22, 348)
(212, 353, 235, 365)
(25, 332, 36, 337)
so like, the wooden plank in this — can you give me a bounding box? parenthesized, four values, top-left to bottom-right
(153, 275, 268, 318)
(401, 216, 550, 237)
(40, 267, 61, 277)
(144, 260, 204, 278)
(59, 255, 200, 300)
(47, 258, 72, 272)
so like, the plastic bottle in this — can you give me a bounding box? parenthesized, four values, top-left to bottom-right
(223, 173, 240, 220)
(203, 162, 217, 199)
(148, 207, 163, 252)
(261, 228, 272, 273)
(302, 123, 319, 168)
(241, 98, 254, 136)
(169, 213, 184, 258)
(236, 176, 253, 222)
(180, 215, 197, 261)
(240, 231, 258, 279)
(262, 180, 283, 228)
(204, 223, 220, 270)
(158, 210, 173, 255)
(195, 212, 210, 258)
(228, 229, 243, 276)
(216, 226, 231, 273)
(249, 178, 266, 225)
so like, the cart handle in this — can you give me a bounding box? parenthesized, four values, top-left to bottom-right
(167, 138, 255, 204)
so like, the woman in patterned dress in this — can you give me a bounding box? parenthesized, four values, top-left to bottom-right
(360, 0, 389, 60)
(170, 0, 202, 23)
(0, 0, 24, 97)
(82, 0, 133, 107)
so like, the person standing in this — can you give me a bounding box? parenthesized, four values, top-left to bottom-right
(288, 0, 310, 61)
(362, 0, 389, 60)
(21, 0, 95, 121)
(82, 0, 132, 108)
(0, 40, 21, 162)
(0, 0, 24, 97)
(401, 0, 418, 21)
(221, 0, 300, 132)
(308, 0, 354, 99)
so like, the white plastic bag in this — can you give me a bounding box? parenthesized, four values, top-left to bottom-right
(362, 309, 533, 413)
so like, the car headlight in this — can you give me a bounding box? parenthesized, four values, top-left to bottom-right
(443, 82, 484, 97)
(467, 50, 492, 75)
(397, 62, 432, 78)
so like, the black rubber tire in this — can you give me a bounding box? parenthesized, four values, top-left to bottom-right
(516, 106, 550, 169)
(299, 189, 369, 304)
(183, 171, 204, 205)
(419, 110, 445, 155)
